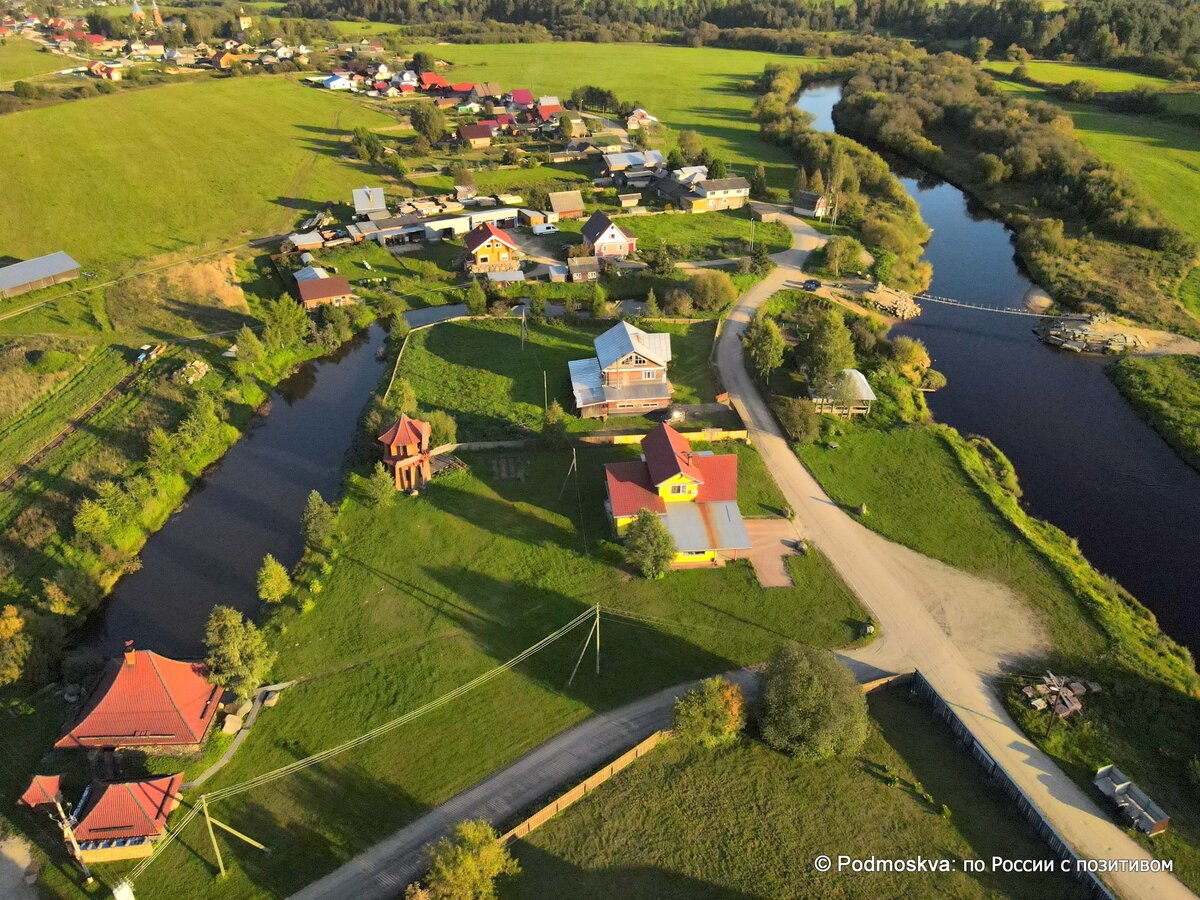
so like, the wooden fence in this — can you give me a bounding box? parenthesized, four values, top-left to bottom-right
(500, 730, 672, 844)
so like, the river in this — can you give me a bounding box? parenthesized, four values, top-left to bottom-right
(796, 83, 1200, 651)
(90, 324, 390, 658)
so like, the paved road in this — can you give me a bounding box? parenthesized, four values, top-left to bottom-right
(715, 211, 1192, 900)
(290, 670, 761, 900)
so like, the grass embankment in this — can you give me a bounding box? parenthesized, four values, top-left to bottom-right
(795, 423, 1200, 889)
(1108, 354, 1200, 473)
(513, 688, 1083, 900)
(618, 207, 791, 259)
(0, 76, 398, 273)
(398, 318, 739, 440)
(0, 37, 74, 85)
(22, 443, 866, 899)
(408, 42, 827, 189)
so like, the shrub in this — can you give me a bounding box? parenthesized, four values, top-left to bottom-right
(256, 554, 292, 604)
(688, 269, 738, 312)
(674, 676, 745, 748)
(367, 462, 397, 507)
(425, 409, 458, 447)
(541, 399, 567, 448)
(774, 397, 821, 444)
(420, 819, 519, 900)
(302, 490, 338, 550)
(758, 644, 868, 760)
(624, 509, 675, 578)
(664, 288, 693, 317)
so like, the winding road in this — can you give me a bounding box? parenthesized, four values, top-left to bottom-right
(294, 208, 1192, 900)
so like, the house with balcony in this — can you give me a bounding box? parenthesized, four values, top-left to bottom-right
(568, 321, 671, 419)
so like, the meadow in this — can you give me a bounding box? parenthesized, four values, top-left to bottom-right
(513, 688, 1084, 900)
(0, 76, 398, 272)
(12, 445, 866, 899)
(983, 59, 1174, 92)
(408, 42, 825, 188)
(0, 36, 75, 85)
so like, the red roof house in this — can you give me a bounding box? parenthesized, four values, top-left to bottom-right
(19, 774, 63, 809)
(464, 223, 521, 273)
(450, 81, 475, 93)
(55, 647, 221, 750)
(418, 71, 448, 90)
(457, 122, 495, 148)
(83, 33, 106, 46)
(508, 88, 534, 107)
(377, 415, 433, 490)
(73, 775, 183, 842)
(296, 275, 355, 310)
(536, 104, 562, 122)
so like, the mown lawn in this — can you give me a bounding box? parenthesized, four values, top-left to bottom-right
(0, 76, 398, 272)
(411, 161, 594, 195)
(398, 318, 732, 440)
(36, 446, 865, 899)
(512, 688, 1083, 900)
(0, 37, 74, 85)
(619, 207, 790, 259)
(408, 42, 826, 188)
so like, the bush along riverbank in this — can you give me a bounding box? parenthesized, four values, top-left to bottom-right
(751, 63, 934, 294)
(758, 283, 1200, 887)
(1107, 354, 1200, 474)
(0, 290, 378, 691)
(832, 48, 1200, 336)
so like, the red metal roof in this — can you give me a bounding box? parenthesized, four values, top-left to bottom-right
(509, 89, 534, 106)
(19, 774, 62, 808)
(418, 72, 447, 89)
(297, 275, 353, 304)
(73, 774, 183, 842)
(55, 650, 221, 749)
(450, 81, 475, 92)
(465, 222, 517, 253)
(536, 104, 562, 120)
(377, 414, 430, 448)
(642, 423, 703, 486)
(605, 446, 738, 519)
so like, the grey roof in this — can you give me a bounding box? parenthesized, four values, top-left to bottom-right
(594, 321, 671, 370)
(581, 210, 631, 245)
(0, 252, 80, 292)
(567, 256, 600, 275)
(699, 176, 751, 193)
(661, 501, 750, 553)
(794, 190, 826, 207)
(486, 270, 525, 283)
(603, 150, 664, 171)
(568, 357, 605, 408)
(810, 368, 877, 403)
(352, 186, 386, 215)
(547, 190, 583, 214)
(294, 265, 329, 282)
(602, 381, 671, 403)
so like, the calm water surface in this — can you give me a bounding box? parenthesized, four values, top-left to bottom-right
(796, 85, 1200, 650)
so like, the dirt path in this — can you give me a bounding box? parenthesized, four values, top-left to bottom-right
(0, 835, 35, 900)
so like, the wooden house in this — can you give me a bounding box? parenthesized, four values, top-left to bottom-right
(547, 190, 584, 219)
(793, 190, 830, 218)
(464, 223, 521, 273)
(567, 320, 671, 418)
(457, 122, 494, 149)
(377, 415, 432, 490)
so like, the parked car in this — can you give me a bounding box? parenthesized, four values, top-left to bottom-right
(802, 279, 821, 291)
(532, 223, 559, 236)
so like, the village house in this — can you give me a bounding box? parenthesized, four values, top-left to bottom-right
(654, 166, 752, 213)
(164, 47, 196, 66)
(547, 189, 584, 219)
(86, 59, 123, 80)
(581, 211, 637, 259)
(603, 422, 751, 566)
(352, 185, 388, 220)
(625, 107, 658, 130)
(567, 256, 600, 282)
(793, 190, 830, 218)
(471, 81, 503, 104)
(210, 50, 238, 69)
(561, 113, 587, 138)
(55, 646, 221, 751)
(297, 273, 355, 310)
(322, 73, 352, 90)
(507, 88, 535, 109)
(601, 150, 666, 185)
(568, 320, 671, 419)
(378, 415, 432, 490)
(464, 222, 521, 273)
(419, 71, 448, 91)
(457, 122, 494, 149)
(809, 368, 877, 418)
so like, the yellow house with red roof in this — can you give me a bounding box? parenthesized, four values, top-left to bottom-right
(604, 423, 751, 566)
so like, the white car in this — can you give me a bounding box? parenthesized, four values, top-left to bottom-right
(532, 223, 559, 236)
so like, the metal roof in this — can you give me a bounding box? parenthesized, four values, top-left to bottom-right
(660, 501, 750, 553)
(0, 251, 80, 292)
(811, 368, 877, 403)
(602, 382, 671, 403)
(352, 186, 386, 215)
(594, 321, 671, 370)
(294, 266, 329, 282)
(487, 270, 525, 283)
(568, 358, 605, 408)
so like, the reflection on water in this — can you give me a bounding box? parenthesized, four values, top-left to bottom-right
(90, 324, 389, 657)
(796, 85, 1200, 650)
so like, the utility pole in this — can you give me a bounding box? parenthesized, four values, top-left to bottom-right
(49, 798, 93, 885)
(202, 796, 225, 878)
(594, 604, 600, 676)
(543, 370, 548, 411)
(521, 306, 526, 351)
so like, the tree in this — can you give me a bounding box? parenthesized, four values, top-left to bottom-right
(759, 644, 867, 760)
(256, 554, 291, 604)
(644, 287, 660, 317)
(674, 676, 745, 749)
(302, 490, 337, 550)
(806, 310, 856, 390)
(393, 377, 418, 416)
(743, 314, 785, 381)
(449, 160, 474, 187)
(773, 397, 821, 444)
(235, 325, 266, 369)
(262, 295, 312, 351)
(792, 168, 809, 200)
(13, 81, 41, 100)
(411, 50, 435, 74)
(666, 147, 685, 170)
(465, 278, 487, 316)
(425, 409, 457, 447)
(624, 509, 675, 578)
(409, 104, 447, 143)
(808, 168, 825, 196)
(688, 269, 737, 312)
(367, 462, 397, 507)
(0, 604, 31, 687)
(664, 288, 693, 316)
(749, 163, 769, 200)
(708, 158, 728, 179)
(822, 235, 865, 278)
(968, 36, 994, 62)
(677, 129, 703, 163)
(204, 605, 276, 698)
(589, 281, 608, 318)
(422, 819, 519, 900)
(541, 399, 567, 448)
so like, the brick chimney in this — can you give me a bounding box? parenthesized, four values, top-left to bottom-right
(123, 641, 136, 666)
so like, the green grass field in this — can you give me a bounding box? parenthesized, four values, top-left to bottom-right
(984, 59, 1173, 92)
(0, 37, 75, 85)
(14, 445, 866, 899)
(619, 207, 790, 259)
(398, 318, 735, 440)
(409, 42, 825, 188)
(1108, 354, 1200, 473)
(410, 161, 594, 194)
(0, 76, 398, 272)
(513, 689, 1083, 899)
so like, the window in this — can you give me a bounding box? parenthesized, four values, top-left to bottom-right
(617, 402, 634, 409)
(669, 484, 689, 495)
(478, 254, 489, 263)
(630, 355, 647, 365)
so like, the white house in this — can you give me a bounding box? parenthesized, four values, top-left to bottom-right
(581, 211, 637, 259)
(323, 75, 352, 91)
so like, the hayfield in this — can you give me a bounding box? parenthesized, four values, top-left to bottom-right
(0, 36, 75, 85)
(0, 76, 398, 271)
(409, 42, 824, 188)
(983, 59, 1174, 92)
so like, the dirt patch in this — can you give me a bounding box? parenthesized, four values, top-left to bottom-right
(0, 835, 36, 900)
(743, 518, 803, 588)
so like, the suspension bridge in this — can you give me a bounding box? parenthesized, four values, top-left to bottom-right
(914, 292, 1065, 318)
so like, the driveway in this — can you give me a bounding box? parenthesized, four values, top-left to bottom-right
(742, 518, 803, 587)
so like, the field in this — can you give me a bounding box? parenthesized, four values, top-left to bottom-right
(408, 42, 825, 188)
(0, 37, 75, 85)
(409, 161, 594, 194)
(0, 76, 399, 273)
(983, 59, 1174, 92)
(397, 318, 736, 441)
(8, 444, 867, 899)
(619, 207, 791, 259)
(513, 688, 1083, 900)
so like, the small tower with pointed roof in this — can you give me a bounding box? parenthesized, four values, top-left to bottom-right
(130, 0, 145, 22)
(377, 415, 432, 490)
(150, 0, 163, 28)
(236, 5, 253, 31)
